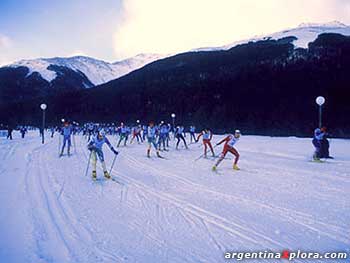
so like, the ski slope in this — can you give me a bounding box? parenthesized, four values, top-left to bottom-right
(0, 131, 349, 263)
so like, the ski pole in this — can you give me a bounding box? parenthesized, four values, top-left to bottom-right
(73, 134, 77, 154)
(84, 151, 92, 177)
(194, 143, 220, 161)
(58, 135, 62, 157)
(109, 154, 118, 176)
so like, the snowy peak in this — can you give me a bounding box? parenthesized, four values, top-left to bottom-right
(10, 59, 57, 82)
(298, 21, 347, 28)
(7, 54, 167, 86)
(194, 21, 350, 51)
(114, 53, 166, 67)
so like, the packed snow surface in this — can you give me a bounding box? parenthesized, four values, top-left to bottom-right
(0, 132, 349, 262)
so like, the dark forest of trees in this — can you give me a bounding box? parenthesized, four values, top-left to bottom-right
(1, 33, 349, 137)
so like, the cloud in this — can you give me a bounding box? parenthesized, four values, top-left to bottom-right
(113, 0, 350, 59)
(66, 50, 88, 57)
(0, 34, 13, 66)
(0, 34, 11, 48)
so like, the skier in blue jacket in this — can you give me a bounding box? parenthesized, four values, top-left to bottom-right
(117, 122, 128, 147)
(60, 121, 73, 156)
(189, 126, 196, 143)
(175, 126, 188, 150)
(87, 130, 119, 180)
(147, 121, 162, 158)
(158, 123, 169, 151)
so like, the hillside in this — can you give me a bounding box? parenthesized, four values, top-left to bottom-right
(78, 33, 350, 136)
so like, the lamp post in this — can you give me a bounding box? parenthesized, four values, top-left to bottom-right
(171, 113, 176, 131)
(40, 104, 47, 144)
(315, 96, 325, 128)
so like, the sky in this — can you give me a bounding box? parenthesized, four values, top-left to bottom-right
(1, 0, 350, 66)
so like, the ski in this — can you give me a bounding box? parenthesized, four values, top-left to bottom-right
(310, 159, 325, 163)
(111, 176, 126, 186)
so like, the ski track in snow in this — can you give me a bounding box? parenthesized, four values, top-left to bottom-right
(0, 132, 349, 263)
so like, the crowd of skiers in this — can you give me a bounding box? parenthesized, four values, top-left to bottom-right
(2, 120, 334, 180)
(44, 120, 243, 180)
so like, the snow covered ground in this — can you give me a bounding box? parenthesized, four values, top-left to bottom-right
(0, 131, 349, 263)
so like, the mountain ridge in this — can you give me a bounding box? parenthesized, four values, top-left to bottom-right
(3, 21, 350, 88)
(6, 53, 167, 86)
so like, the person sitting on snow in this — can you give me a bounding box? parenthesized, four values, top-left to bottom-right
(313, 127, 333, 160)
(312, 128, 326, 161)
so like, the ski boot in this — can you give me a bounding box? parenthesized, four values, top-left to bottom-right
(92, 170, 97, 181)
(233, 164, 240, 170)
(104, 171, 111, 179)
(156, 151, 162, 158)
(147, 149, 151, 158)
(59, 151, 64, 157)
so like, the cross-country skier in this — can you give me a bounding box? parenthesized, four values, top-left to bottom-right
(212, 130, 241, 171)
(166, 124, 171, 147)
(189, 126, 196, 143)
(6, 126, 13, 140)
(131, 125, 143, 144)
(196, 128, 215, 157)
(117, 122, 128, 147)
(50, 127, 55, 138)
(60, 121, 73, 157)
(142, 125, 148, 141)
(87, 123, 94, 141)
(175, 126, 188, 150)
(158, 123, 169, 151)
(87, 130, 119, 180)
(147, 121, 162, 158)
(20, 126, 27, 138)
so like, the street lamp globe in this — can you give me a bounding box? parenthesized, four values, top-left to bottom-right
(316, 96, 325, 106)
(40, 103, 47, 110)
(171, 113, 176, 118)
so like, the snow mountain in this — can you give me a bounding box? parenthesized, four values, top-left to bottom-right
(4, 21, 349, 87)
(194, 21, 350, 51)
(7, 53, 167, 86)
